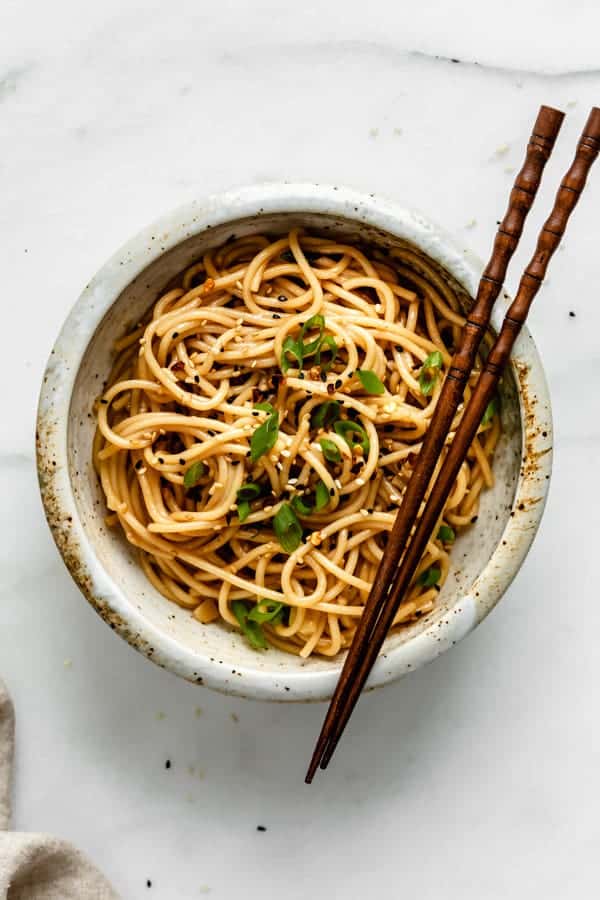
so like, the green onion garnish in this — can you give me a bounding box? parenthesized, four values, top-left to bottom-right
(315, 479, 330, 511)
(356, 369, 385, 395)
(236, 482, 262, 522)
(333, 419, 370, 454)
(183, 460, 206, 489)
(291, 494, 314, 516)
(250, 410, 279, 462)
(231, 600, 268, 650)
(311, 400, 341, 430)
(319, 438, 341, 463)
(254, 402, 275, 413)
(248, 599, 285, 624)
(416, 565, 441, 588)
(481, 394, 499, 426)
(437, 524, 455, 543)
(418, 350, 443, 396)
(273, 503, 303, 553)
(316, 334, 339, 373)
(281, 336, 303, 374)
(299, 314, 325, 356)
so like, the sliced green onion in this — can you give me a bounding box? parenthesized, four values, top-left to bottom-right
(418, 350, 443, 396)
(237, 500, 251, 523)
(231, 601, 268, 650)
(236, 482, 261, 522)
(250, 411, 279, 462)
(183, 460, 206, 489)
(291, 493, 314, 516)
(437, 524, 455, 543)
(237, 482, 261, 501)
(319, 438, 341, 463)
(273, 503, 303, 553)
(356, 369, 385, 395)
(254, 402, 275, 413)
(280, 336, 303, 374)
(299, 314, 325, 356)
(248, 599, 285, 624)
(481, 394, 499, 426)
(316, 334, 339, 373)
(315, 479, 330, 511)
(311, 400, 341, 430)
(333, 419, 370, 454)
(417, 565, 441, 588)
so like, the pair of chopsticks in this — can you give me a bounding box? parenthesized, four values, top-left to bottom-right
(306, 105, 600, 784)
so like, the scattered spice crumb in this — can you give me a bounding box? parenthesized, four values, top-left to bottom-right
(393, 127, 403, 136)
(188, 765, 196, 776)
(155, 711, 166, 721)
(200, 887, 211, 895)
(495, 144, 510, 157)
(195, 707, 203, 717)
(567, 100, 578, 108)
(504, 166, 516, 174)
(257, 825, 267, 832)
(63, 659, 72, 668)
(369, 127, 379, 138)
(230, 712, 239, 723)
(465, 219, 477, 229)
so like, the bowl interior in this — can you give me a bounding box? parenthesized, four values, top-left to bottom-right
(66, 211, 522, 683)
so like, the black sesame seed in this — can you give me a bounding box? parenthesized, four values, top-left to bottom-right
(569, 311, 576, 318)
(278, 294, 286, 302)
(172, 332, 179, 338)
(384, 424, 394, 433)
(335, 379, 342, 389)
(165, 760, 171, 769)
(257, 825, 267, 832)
(135, 460, 143, 471)
(252, 410, 260, 416)
(194, 375, 200, 383)
(320, 372, 327, 382)
(367, 508, 374, 514)
(299, 372, 305, 380)
(147, 879, 152, 888)
(179, 458, 185, 465)
(100, 399, 108, 404)
(158, 457, 164, 464)
(330, 488, 335, 496)
(470, 515, 478, 524)
(272, 313, 281, 319)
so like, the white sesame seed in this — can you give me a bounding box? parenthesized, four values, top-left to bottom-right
(360, 508, 369, 517)
(334, 478, 342, 489)
(356, 477, 366, 486)
(281, 449, 291, 458)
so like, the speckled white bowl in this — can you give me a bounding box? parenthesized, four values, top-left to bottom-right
(36, 184, 552, 701)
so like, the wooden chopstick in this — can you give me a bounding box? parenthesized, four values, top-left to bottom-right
(310, 106, 600, 778)
(305, 105, 565, 784)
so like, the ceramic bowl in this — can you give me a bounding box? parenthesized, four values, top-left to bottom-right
(36, 183, 552, 701)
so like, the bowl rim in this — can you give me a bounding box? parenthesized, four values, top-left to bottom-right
(36, 182, 553, 701)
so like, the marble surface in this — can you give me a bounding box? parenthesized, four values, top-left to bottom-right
(2, 1, 600, 897)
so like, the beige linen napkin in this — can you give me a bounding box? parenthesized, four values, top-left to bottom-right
(0, 679, 118, 899)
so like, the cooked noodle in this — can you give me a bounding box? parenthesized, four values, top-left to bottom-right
(94, 230, 500, 658)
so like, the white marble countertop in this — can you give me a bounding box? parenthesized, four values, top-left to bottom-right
(2, 1, 600, 897)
